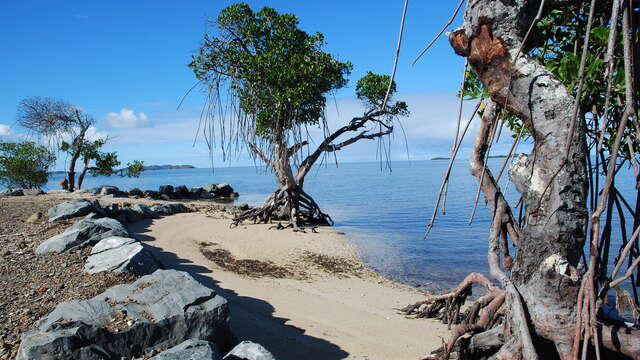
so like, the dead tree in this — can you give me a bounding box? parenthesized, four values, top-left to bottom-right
(403, 1, 640, 359)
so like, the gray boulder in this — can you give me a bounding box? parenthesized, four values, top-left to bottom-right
(151, 203, 191, 216)
(131, 204, 160, 219)
(84, 236, 160, 275)
(37, 214, 128, 254)
(224, 342, 276, 360)
(150, 340, 222, 360)
(143, 190, 160, 199)
(48, 199, 104, 222)
(17, 269, 233, 360)
(0, 188, 24, 196)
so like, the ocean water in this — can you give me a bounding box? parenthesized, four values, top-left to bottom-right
(42, 159, 636, 292)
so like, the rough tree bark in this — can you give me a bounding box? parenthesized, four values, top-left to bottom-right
(452, 1, 588, 358)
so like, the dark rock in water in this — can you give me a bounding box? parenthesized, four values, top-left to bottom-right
(151, 203, 191, 216)
(174, 185, 189, 198)
(84, 236, 160, 275)
(203, 184, 218, 193)
(17, 269, 233, 360)
(214, 184, 234, 198)
(159, 185, 174, 195)
(36, 214, 129, 254)
(224, 341, 276, 360)
(48, 199, 104, 222)
(0, 188, 24, 196)
(131, 204, 160, 219)
(128, 188, 143, 197)
(150, 339, 222, 360)
(190, 187, 205, 198)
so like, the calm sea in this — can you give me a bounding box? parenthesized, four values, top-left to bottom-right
(42, 159, 636, 292)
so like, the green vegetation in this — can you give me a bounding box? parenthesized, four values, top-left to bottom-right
(0, 142, 55, 189)
(189, 3, 407, 226)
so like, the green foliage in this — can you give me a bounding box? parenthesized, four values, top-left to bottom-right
(91, 151, 120, 177)
(356, 71, 409, 117)
(125, 160, 144, 178)
(0, 142, 55, 189)
(189, 3, 352, 137)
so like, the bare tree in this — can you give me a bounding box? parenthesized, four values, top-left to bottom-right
(17, 97, 93, 191)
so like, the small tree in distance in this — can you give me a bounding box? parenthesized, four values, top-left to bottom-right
(17, 97, 144, 190)
(0, 142, 55, 189)
(190, 3, 408, 228)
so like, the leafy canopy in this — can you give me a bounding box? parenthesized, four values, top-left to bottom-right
(356, 71, 409, 117)
(0, 142, 55, 189)
(189, 3, 353, 137)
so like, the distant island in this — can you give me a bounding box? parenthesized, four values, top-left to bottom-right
(50, 164, 195, 175)
(431, 155, 516, 160)
(143, 164, 195, 171)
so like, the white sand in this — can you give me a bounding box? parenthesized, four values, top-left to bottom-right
(127, 211, 450, 360)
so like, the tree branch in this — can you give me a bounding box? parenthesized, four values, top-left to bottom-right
(247, 142, 271, 167)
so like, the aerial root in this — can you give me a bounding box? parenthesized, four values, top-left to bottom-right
(400, 273, 495, 324)
(232, 188, 333, 228)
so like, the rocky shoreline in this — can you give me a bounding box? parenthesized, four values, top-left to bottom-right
(0, 187, 276, 360)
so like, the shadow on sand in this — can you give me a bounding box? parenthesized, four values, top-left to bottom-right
(128, 218, 349, 360)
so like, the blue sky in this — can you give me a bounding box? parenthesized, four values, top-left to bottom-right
(0, 1, 518, 170)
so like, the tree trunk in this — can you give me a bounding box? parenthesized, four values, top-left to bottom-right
(77, 157, 90, 190)
(67, 148, 81, 192)
(449, 1, 588, 358)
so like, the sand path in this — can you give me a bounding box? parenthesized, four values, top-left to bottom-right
(129, 212, 448, 360)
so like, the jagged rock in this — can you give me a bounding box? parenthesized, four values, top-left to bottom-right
(159, 185, 174, 195)
(128, 188, 143, 197)
(131, 204, 160, 219)
(238, 203, 250, 211)
(0, 188, 24, 196)
(47, 199, 104, 222)
(17, 269, 233, 360)
(151, 203, 191, 216)
(84, 236, 160, 275)
(224, 342, 276, 360)
(160, 194, 174, 201)
(150, 340, 222, 360)
(36, 214, 128, 254)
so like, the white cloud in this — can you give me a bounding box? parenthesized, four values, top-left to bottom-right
(0, 124, 12, 137)
(106, 108, 149, 128)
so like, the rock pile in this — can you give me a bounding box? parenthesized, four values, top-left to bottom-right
(16, 198, 277, 360)
(88, 183, 239, 201)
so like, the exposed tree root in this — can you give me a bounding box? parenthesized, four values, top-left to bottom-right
(232, 188, 333, 229)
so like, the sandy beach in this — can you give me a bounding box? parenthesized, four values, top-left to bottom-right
(127, 211, 449, 360)
(1, 192, 449, 359)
